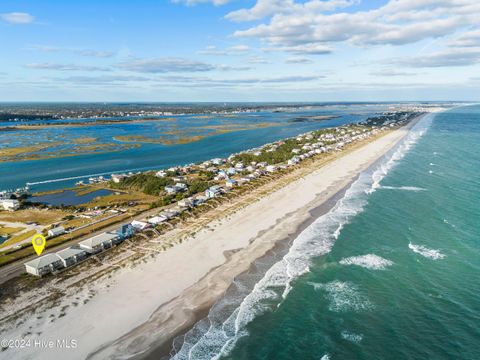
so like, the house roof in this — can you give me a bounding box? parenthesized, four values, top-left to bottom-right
(24, 253, 62, 269)
(56, 247, 86, 260)
(79, 232, 119, 248)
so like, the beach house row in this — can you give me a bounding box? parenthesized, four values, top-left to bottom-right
(24, 224, 134, 277)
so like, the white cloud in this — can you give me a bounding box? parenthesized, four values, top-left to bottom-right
(118, 57, 216, 73)
(1, 12, 34, 24)
(397, 47, 480, 67)
(25, 63, 111, 71)
(31, 45, 115, 58)
(247, 56, 272, 64)
(226, 0, 356, 22)
(285, 57, 313, 64)
(230, 0, 480, 53)
(228, 44, 250, 52)
(197, 44, 250, 56)
(448, 29, 480, 48)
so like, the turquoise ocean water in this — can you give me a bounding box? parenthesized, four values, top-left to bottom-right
(170, 105, 480, 360)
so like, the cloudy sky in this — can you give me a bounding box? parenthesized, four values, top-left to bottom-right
(1, 0, 479, 101)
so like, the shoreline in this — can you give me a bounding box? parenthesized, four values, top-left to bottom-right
(85, 115, 425, 360)
(151, 172, 356, 360)
(0, 115, 425, 360)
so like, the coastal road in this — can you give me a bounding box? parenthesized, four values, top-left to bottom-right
(0, 206, 162, 286)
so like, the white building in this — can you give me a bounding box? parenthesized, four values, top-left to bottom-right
(111, 174, 127, 183)
(24, 254, 64, 277)
(56, 247, 87, 267)
(1, 199, 20, 211)
(79, 232, 120, 254)
(131, 220, 150, 231)
(148, 216, 168, 225)
(48, 226, 66, 238)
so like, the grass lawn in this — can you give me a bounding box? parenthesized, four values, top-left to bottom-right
(0, 226, 25, 236)
(0, 229, 37, 249)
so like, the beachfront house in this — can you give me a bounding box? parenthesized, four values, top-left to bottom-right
(24, 253, 64, 277)
(225, 179, 237, 188)
(131, 220, 151, 231)
(1, 199, 20, 211)
(148, 216, 168, 225)
(178, 198, 194, 208)
(193, 195, 208, 205)
(48, 226, 66, 238)
(212, 158, 225, 165)
(156, 170, 167, 178)
(205, 186, 222, 198)
(56, 247, 88, 267)
(79, 232, 120, 254)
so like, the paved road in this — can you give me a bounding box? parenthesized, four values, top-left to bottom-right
(0, 207, 162, 285)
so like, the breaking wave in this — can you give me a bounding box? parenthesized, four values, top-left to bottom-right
(309, 281, 373, 312)
(170, 115, 433, 360)
(408, 243, 446, 260)
(339, 254, 393, 270)
(341, 330, 364, 343)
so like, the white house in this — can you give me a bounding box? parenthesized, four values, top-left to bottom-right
(48, 226, 66, 238)
(156, 170, 167, 178)
(1, 199, 20, 211)
(131, 220, 150, 231)
(79, 232, 120, 254)
(111, 174, 127, 183)
(56, 247, 87, 267)
(148, 216, 168, 225)
(24, 254, 64, 277)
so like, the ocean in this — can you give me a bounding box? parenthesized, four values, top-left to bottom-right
(169, 105, 480, 360)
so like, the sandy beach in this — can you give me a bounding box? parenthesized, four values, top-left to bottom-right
(0, 117, 423, 360)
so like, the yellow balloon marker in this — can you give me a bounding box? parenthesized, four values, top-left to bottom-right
(32, 234, 46, 256)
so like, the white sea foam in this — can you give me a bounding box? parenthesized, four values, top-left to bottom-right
(443, 219, 456, 228)
(309, 281, 373, 312)
(381, 186, 426, 192)
(341, 330, 364, 343)
(369, 115, 432, 193)
(339, 254, 393, 270)
(171, 115, 434, 360)
(321, 354, 330, 360)
(408, 243, 446, 260)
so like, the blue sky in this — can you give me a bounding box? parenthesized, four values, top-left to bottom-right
(1, 0, 479, 101)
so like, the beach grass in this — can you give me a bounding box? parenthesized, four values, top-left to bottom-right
(0, 209, 70, 225)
